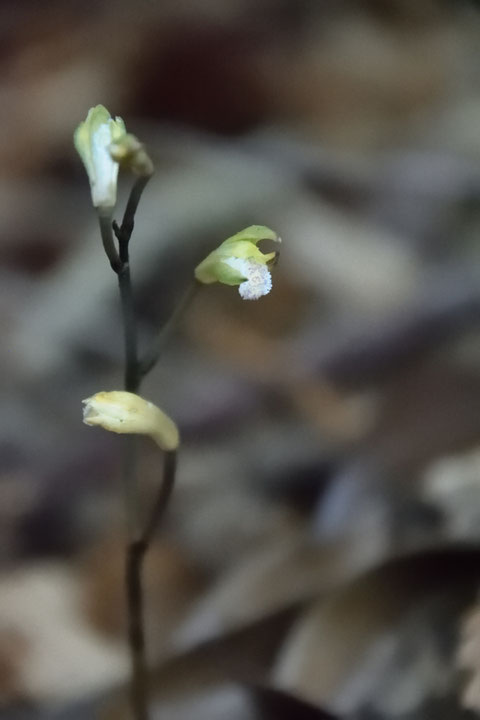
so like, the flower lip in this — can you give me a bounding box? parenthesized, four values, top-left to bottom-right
(82, 395, 130, 428)
(194, 224, 280, 296)
(223, 257, 272, 300)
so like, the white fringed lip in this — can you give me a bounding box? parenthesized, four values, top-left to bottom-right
(223, 257, 272, 300)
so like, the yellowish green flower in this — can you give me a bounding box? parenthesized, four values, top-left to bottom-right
(194, 225, 280, 300)
(82, 391, 179, 451)
(74, 105, 126, 209)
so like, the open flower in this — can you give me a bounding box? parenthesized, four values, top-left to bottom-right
(74, 105, 126, 209)
(82, 391, 179, 451)
(194, 225, 280, 300)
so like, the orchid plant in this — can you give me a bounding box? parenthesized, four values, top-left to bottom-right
(74, 104, 279, 720)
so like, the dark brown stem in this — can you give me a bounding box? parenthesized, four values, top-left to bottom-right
(118, 262, 139, 393)
(117, 236, 147, 720)
(96, 174, 150, 719)
(104, 170, 179, 720)
(125, 452, 176, 720)
(113, 175, 151, 255)
(126, 538, 149, 720)
(142, 450, 177, 547)
(115, 178, 148, 720)
(98, 210, 121, 272)
(114, 175, 152, 392)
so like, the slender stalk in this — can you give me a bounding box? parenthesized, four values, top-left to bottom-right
(114, 175, 152, 253)
(125, 451, 176, 720)
(126, 538, 149, 720)
(98, 209, 121, 272)
(142, 450, 177, 547)
(139, 281, 200, 377)
(118, 262, 139, 392)
(115, 232, 149, 720)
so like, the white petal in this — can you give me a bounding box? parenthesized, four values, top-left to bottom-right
(222, 256, 272, 300)
(238, 259, 272, 300)
(90, 123, 119, 207)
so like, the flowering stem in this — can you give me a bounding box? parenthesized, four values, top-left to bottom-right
(101, 171, 177, 720)
(113, 175, 152, 391)
(118, 262, 139, 393)
(114, 222, 148, 720)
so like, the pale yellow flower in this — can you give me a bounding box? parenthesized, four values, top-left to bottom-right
(82, 391, 179, 451)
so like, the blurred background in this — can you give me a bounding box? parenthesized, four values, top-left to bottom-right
(2, 1, 480, 718)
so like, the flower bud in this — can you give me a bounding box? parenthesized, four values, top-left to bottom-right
(194, 225, 280, 300)
(74, 105, 126, 209)
(109, 133, 154, 176)
(82, 391, 179, 451)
